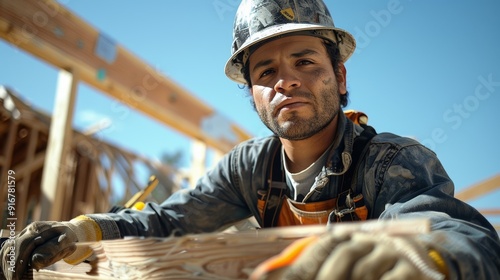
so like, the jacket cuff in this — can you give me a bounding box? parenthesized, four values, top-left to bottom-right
(85, 214, 121, 240)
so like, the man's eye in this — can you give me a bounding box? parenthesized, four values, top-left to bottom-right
(260, 69, 275, 78)
(297, 60, 313, 66)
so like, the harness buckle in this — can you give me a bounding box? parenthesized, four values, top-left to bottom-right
(332, 207, 356, 218)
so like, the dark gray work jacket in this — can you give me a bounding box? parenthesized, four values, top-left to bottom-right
(88, 113, 500, 279)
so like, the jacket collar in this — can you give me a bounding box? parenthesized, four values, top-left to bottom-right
(302, 112, 356, 202)
(329, 111, 356, 175)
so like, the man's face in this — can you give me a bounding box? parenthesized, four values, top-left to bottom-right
(248, 35, 347, 140)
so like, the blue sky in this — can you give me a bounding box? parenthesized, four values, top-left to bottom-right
(1, 1, 499, 226)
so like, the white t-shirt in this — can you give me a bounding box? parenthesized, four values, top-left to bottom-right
(282, 146, 330, 201)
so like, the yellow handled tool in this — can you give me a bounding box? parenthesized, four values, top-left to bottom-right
(124, 175, 159, 209)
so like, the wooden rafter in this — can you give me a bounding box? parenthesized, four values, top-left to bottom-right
(477, 209, 500, 216)
(0, 0, 251, 153)
(455, 174, 500, 202)
(455, 175, 500, 233)
(0, 86, 183, 226)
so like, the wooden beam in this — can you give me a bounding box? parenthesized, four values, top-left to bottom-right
(12, 150, 46, 180)
(71, 154, 85, 214)
(476, 209, 500, 216)
(40, 69, 78, 220)
(16, 129, 39, 227)
(0, 119, 17, 228)
(0, 0, 250, 153)
(189, 140, 207, 187)
(455, 174, 500, 202)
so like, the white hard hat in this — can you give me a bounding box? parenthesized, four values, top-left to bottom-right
(224, 0, 356, 85)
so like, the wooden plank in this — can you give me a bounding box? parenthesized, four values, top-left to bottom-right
(87, 156, 103, 213)
(28, 219, 430, 279)
(72, 154, 89, 214)
(15, 129, 39, 227)
(11, 148, 45, 180)
(40, 69, 78, 220)
(103, 165, 113, 205)
(455, 174, 500, 202)
(189, 140, 207, 187)
(61, 148, 78, 221)
(86, 158, 99, 214)
(0, 120, 17, 227)
(0, 0, 251, 153)
(476, 209, 500, 216)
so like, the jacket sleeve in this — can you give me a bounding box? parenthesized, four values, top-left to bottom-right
(363, 135, 500, 279)
(86, 145, 253, 239)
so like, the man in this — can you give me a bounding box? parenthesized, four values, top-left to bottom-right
(2, 0, 500, 279)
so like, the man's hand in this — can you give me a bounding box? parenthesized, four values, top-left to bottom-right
(1, 221, 77, 280)
(252, 232, 446, 280)
(1, 217, 101, 280)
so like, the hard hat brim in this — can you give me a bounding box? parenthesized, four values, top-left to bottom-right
(224, 23, 356, 85)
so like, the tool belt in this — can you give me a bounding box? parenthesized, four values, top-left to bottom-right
(258, 196, 336, 226)
(257, 193, 368, 227)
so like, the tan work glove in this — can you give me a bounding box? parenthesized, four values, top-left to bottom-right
(1, 216, 101, 280)
(252, 232, 446, 280)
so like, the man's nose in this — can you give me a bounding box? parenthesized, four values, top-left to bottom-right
(274, 68, 301, 93)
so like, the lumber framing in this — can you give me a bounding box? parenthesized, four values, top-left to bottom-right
(40, 69, 78, 220)
(455, 174, 500, 202)
(455, 174, 500, 231)
(0, 87, 186, 226)
(0, 0, 250, 154)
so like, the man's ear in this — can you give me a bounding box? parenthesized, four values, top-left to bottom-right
(337, 63, 347, 95)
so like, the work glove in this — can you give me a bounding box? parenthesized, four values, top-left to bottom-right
(1, 216, 101, 280)
(251, 232, 447, 280)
